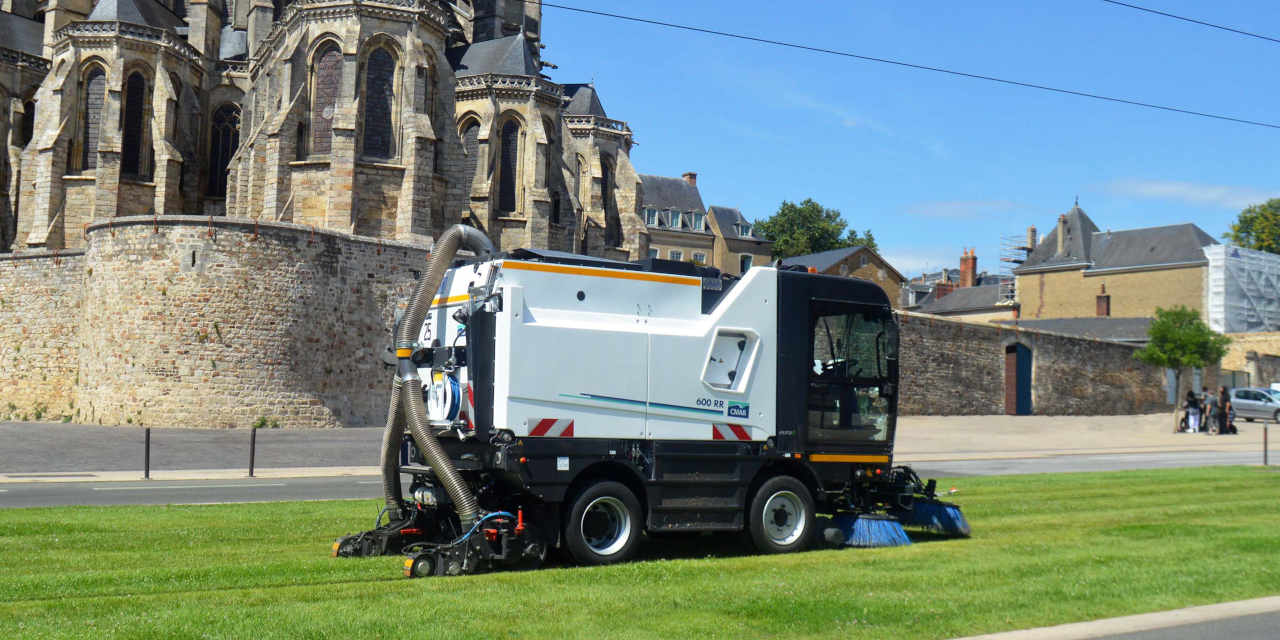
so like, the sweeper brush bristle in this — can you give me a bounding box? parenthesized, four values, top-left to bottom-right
(830, 514, 912, 548)
(898, 499, 971, 537)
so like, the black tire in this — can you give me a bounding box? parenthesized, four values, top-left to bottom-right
(748, 475, 815, 554)
(1245, 417, 1255, 423)
(563, 480, 642, 566)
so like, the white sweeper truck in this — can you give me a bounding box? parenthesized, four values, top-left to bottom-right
(333, 225, 969, 577)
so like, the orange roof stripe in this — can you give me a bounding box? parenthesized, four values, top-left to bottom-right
(501, 260, 701, 286)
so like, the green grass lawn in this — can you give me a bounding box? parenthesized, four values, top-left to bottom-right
(2, 467, 1278, 639)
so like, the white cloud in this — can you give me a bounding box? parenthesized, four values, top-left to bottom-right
(781, 92, 891, 134)
(1106, 179, 1277, 210)
(878, 247, 959, 276)
(904, 200, 1021, 219)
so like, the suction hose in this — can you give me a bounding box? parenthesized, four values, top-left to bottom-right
(381, 224, 494, 530)
(379, 375, 405, 516)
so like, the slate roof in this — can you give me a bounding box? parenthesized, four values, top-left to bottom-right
(993, 317, 1153, 343)
(780, 246, 862, 272)
(448, 33, 539, 76)
(1015, 204, 1217, 274)
(562, 84, 607, 117)
(0, 13, 44, 57)
(916, 284, 1007, 314)
(639, 175, 705, 214)
(1016, 205, 1099, 272)
(87, 0, 186, 31)
(781, 246, 906, 283)
(707, 205, 768, 241)
(1087, 223, 1217, 271)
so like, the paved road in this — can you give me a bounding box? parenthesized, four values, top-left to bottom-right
(910, 450, 1267, 478)
(0, 422, 382, 473)
(2, 450, 1272, 508)
(0, 475, 382, 508)
(1101, 611, 1280, 639)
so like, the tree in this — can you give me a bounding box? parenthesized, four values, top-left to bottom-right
(1225, 199, 1280, 255)
(1133, 306, 1231, 432)
(755, 198, 877, 259)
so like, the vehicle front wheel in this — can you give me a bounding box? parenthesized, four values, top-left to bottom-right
(748, 475, 815, 554)
(563, 480, 642, 566)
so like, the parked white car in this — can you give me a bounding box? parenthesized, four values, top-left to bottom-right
(1229, 388, 1280, 422)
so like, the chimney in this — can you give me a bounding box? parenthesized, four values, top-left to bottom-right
(959, 248, 977, 288)
(1056, 214, 1067, 254)
(682, 172, 697, 187)
(1026, 225, 1037, 250)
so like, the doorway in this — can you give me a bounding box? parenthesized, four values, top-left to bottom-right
(1004, 343, 1032, 415)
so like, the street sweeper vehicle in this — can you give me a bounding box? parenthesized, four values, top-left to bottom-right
(333, 225, 969, 577)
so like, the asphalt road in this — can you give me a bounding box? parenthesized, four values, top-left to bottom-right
(1100, 612, 1280, 640)
(0, 475, 383, 508)
(1, 450, 1272, 508)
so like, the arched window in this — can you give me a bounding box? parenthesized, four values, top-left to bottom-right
(460, 120, 479, 189)
(207, 104, 240, 196)
(19, 100, 36, 147)
(415, 65, 432, 115)
(542, 118, 559, 224)
(497, 119, 519, 213)
(80, 67, 106, 170)
(310, 43, 342, 156)
(602, 158, 620, 247)
(361, 47, 396, 159)
(121, 71, 149, 178)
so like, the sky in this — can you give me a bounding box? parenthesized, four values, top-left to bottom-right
(537, 0, 1280, 277)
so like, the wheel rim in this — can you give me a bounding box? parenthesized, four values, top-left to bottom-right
(581, 496, 632, 556)
(762, 490, 806, 545)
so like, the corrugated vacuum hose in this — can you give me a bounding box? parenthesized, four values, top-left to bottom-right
(382, 224, 494, 530)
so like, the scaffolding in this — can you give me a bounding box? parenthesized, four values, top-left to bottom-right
(1204, 244, 1280, 333)
(997, 233, 1033, 304)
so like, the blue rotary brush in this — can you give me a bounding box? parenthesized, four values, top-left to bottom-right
(827, 513, 912, 548)
(896, 499, 971, 537)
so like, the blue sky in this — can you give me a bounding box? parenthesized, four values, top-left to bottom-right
(539, 0, 1280, 277)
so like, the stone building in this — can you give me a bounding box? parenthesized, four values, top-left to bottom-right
(1013, 203, 1217, 320)
(781, 245, 906, 308)
(706, 204, 771, 276)
(638, 172, 773, 276)
(0, 0, 647, 258)
(640, 172, 713, 265)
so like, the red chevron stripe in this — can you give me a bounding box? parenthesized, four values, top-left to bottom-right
(729, 424, 751, 440)
(530, 419, 557, 437)
(712, 425, 725, 440)
(559, 421, 574, 437)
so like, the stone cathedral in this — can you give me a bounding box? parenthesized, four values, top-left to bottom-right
(0, 0, 648, 259)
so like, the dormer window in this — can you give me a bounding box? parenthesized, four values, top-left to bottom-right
(644, 207, 657, 226)
(692, 212, 705, 232)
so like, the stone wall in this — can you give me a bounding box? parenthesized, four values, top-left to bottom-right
(0, 250, 85, 421)
(76, 216, 425, 428)
(898, 311, 1169, 415)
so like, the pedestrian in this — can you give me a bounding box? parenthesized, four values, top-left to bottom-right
(1213, 386, 1231, 435)
(1203, 390, 1218, 435)
(1182, 388, 1200, 433)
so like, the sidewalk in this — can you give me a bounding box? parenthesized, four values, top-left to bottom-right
(894, 413, 1270, 462)
(1, 413, 1272, 482)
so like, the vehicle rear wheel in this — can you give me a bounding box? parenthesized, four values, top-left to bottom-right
(748, 475, 815, 554)
(1245, 417, 1255, 422)
(563, 480, 642, 566)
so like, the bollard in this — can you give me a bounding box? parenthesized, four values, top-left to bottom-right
(144, 428, 151, 480)
(1265, 425, 1269, 467)
(249, 427, 257, 478)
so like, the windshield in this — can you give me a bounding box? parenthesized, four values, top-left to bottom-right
(806, 301, 896, 443)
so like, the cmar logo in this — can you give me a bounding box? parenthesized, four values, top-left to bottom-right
(727, 402, 750, 419)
